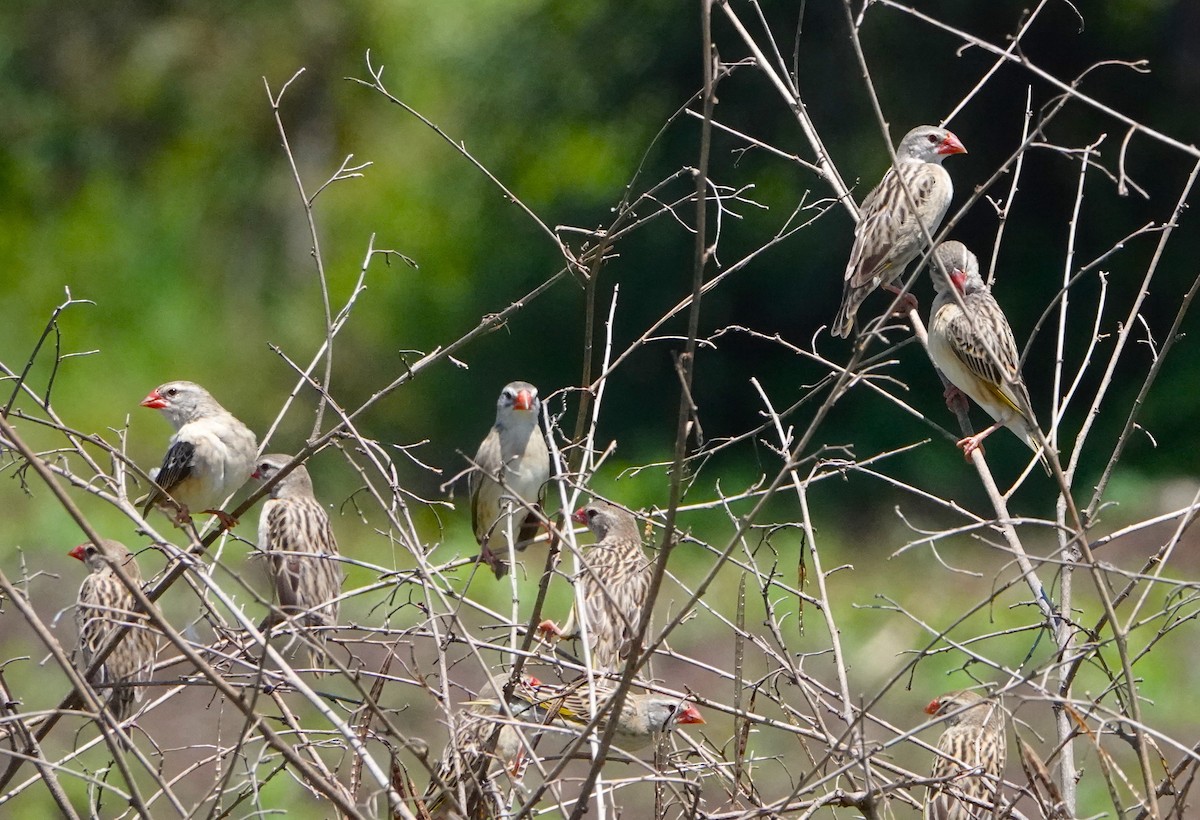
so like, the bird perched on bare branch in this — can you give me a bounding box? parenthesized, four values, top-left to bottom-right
(138, 380, 257, 528)
(69, 539, 157, 721)
(927, 241, 1048, 465)
(252, 454, 343, 674)
(538, 499, 651, 673)
(833, 125, 967, 338)
(924, 689, 1007, 820)
(423, 675, 545, 820)
(469, 381, 551, 579)
(513, 680, 705, 751)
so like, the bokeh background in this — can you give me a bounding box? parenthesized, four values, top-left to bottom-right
(2, 1, 1199, 815)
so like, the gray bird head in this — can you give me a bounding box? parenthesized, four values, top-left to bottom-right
(896, 125, 967, 164)
(140, 380, 226, 428)
(930, 241, 981, 297)
(572, 499, 639, 542)
(68, 539, 143, 580)
(643, 697, 706, 733)
(495, 381, 541, 427)
(925, 689, 1003, 732)
(252, 454, 315, 499)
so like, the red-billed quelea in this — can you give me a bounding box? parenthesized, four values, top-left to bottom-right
(538, 500, 651, 673)
(70, 539, 157, 721)
(514, 680, 705, 751)
(253, 454, 343, 674)
(924, 690, 1007, 820)
(423, 675, 545, 819)
(833, 125, 967, 338)
(469, 381, 551, 579)
(138, 381, 257, 528)
(928, 241, 1047, 464)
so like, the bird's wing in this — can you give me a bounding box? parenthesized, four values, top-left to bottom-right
(848, 164, 946, 288)
(944, 295, 1028, 417)
(142, 439, 196, 513)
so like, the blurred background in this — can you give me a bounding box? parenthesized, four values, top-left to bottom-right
(1, 0, 1199, 815)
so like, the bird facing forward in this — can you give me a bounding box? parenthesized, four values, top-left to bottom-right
(70, 539, 157, 721)
(252, 454, 343, 674)
(513, 680, 705, 751)
(469, 381, 551, 579)
(927, 241, 1047, 464)
(138, 380, 257, 528)
(423, 675, 545, 819)
(924, 690, 1007, 820)
(833, 125, 967, 338)
(538, 499, 651, 673)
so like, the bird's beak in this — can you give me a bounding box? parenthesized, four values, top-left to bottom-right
(67, 544, 87, 561)
(572, 507, 588, 525)
(950, 269, 968, 292)
(513, 390, 533, 412)
(251, 468, 263, 480)
(938, 132, 967, 155)
(924, 699, 941, 715)
(140, 390, 167, 409)
(676, 704, 706, 725)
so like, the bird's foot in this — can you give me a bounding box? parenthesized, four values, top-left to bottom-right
(883, 284, 919, 315)
(943, 385, 970, 415)
(537, 619, 563, 640)
(956, 434, 986, 462)
(203, 509, 239, 531)
(476, 545, 509, 580)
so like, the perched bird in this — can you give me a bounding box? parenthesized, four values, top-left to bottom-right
(538, 500, 652, 673)
(927, 241, 1047, 463)
(138, 381, 257, 528)
(924, 690, 1007, 820)
(252, 454, 343, 673)
(833, 125, 967, 338)
(69, 540, 157, 721)
(469, 381, 551, 579)
(514, 680, 705, 751)
(423, 675, 545, 820)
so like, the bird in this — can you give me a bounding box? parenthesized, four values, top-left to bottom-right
(512, 680, 705, 751)
(423, 675, 545, 820)
(833, 125, 967, 338)
(927, 241, 1047, 464)
(469, 381, 551, 579)
(924, 690, 1007, 820)
(252, 454, 344, 674)
(138, 380, 257, 528)
(538, 499, 652, 673)
(69, 539, 158, 721)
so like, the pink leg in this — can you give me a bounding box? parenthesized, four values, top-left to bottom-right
(883, 283, 919, 315)
(204, 509, 239, 531)
(957, 422, 1003, 461)
(943, 384, 970, 415)
(537, 619, 563, 639)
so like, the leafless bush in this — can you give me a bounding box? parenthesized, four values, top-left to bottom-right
(2, 2, 1198, 818)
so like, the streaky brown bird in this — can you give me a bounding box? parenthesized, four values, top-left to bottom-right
(253, 454, 343, 674)
(70, 539, 157, 720)
(924, 689, 1007, 820)
(538, 499, 651, 673)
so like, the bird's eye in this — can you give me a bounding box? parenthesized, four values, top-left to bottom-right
(927, 133, 939, 143)
(166, 387, 178, 396)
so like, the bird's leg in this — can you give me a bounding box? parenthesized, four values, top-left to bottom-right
(170, 503, 194, 527)
(943, 384, 970, 416)
(957, 421, 1003, 461)
(476, 536, 509, 580)
(537, 620, 563, 640)
(883, 282, 919, 315)
(203, 509, 239, 531)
